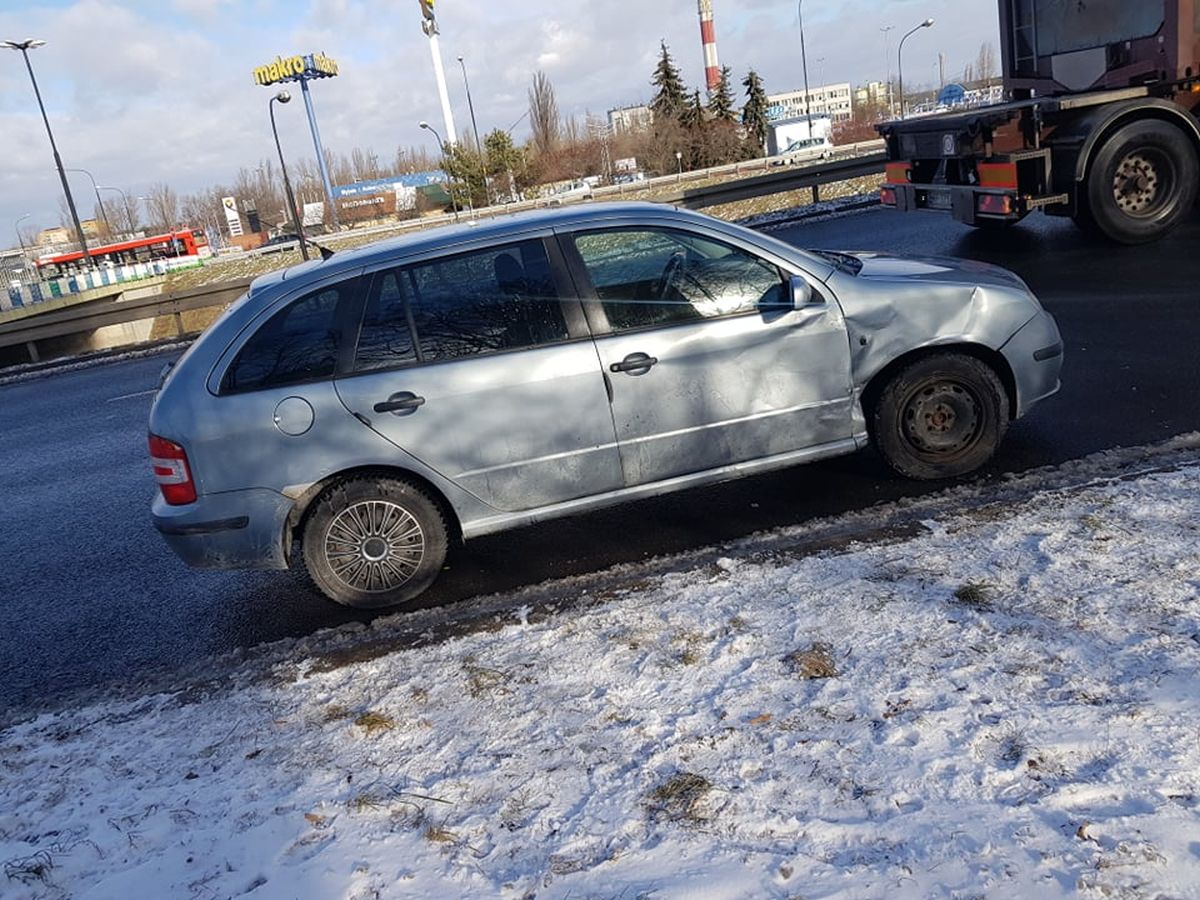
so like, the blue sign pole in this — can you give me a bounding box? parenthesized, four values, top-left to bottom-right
(299, 75, 340, 229)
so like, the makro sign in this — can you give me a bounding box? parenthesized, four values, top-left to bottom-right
(252, 52, 339, 87)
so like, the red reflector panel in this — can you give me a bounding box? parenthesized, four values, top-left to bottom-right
(884, 162, 911, 184)
(148, 433, 196, 505)
(880, 187, 897, 206)
(976, 194, 1014, 215)
(977, 162, 1018, 189)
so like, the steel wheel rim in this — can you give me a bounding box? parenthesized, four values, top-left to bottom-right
(900, 379, 982, 458)
(324, 500, 425, 593)
(1113, 149, 1173, 217)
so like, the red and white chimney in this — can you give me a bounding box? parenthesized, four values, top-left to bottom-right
(698, 0, 720, 93)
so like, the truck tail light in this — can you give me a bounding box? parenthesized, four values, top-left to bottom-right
(880, 187, 898, 206)
(149, 433, 197, 505)
(977, 194, 1015, 216)
(884, 162, 911, 184)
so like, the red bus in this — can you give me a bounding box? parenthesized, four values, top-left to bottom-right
(35, 228, 211, 278)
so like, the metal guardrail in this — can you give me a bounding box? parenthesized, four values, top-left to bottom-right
(1, 145, 888, 366)
(0, 279, 252, 360)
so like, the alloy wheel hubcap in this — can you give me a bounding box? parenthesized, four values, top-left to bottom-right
(325, 500, 424, 593)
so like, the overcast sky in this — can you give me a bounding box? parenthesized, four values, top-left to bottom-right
(0, 0, 999, 240)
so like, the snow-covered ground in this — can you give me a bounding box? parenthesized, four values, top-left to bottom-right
(3, 451, 1199, 899)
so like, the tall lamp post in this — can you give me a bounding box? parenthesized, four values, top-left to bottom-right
(898, 18, 935, 118)
(457, 55, 490, 206)
(880, 26, 895, 116)
(98, 185, 135, 235)
(419, 121, 460, 221)
(797, 1, 812, 118)
(3, 39, 93, 270)
(65, 167, 111, 236)
(269, 91, 310, 261)
(14, 213, 32, 282)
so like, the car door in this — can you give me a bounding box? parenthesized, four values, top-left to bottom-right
(563, 225, 855, 487)
(333, 236, 624, 512)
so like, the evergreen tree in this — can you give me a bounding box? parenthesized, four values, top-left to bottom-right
(681, 89, 705, 132)
(708, 66, 736, 123)
(650, 40, 687, 123)
(741, 69, 770, 153)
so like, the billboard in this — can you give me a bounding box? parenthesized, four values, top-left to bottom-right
(252, 52, 339, 87)
(222, 197, 243, 237)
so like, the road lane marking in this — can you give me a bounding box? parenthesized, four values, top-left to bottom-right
(107, 389, 158, 402)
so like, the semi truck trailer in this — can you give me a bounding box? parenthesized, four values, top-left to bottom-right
(878, 0, 1200, 244)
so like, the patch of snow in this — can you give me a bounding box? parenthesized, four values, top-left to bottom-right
(3, 449, 1199, 897)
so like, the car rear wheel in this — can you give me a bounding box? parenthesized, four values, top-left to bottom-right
(302, 476, 448, 609)
(873, 353, 1009, 480)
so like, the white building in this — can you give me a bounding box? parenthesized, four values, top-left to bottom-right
(607, 104, 654, 135)
(766, 82, 853, 123)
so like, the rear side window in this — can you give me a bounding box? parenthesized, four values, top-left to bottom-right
(354, 239, 569, 369)
(222, 280, 358, 393)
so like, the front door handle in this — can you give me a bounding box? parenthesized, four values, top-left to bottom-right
(373, 392, 426, 415)
(610, 353, 658, 374)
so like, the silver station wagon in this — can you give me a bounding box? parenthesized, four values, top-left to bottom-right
(149, 202, 1062, 608)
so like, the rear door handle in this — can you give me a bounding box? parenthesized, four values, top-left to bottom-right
(610, 353, 658, 374)
(373, 392, 426, 415)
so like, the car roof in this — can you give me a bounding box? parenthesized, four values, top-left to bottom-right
(247, 200, 833, 295)
(250, 202, 727, 291)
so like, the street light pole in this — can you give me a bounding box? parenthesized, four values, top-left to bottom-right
(3, 39, 93, 270)
(420, 121, 460, 221)
(65, 167, 111, 236)
(880, 26, 895, 117)
(457, 55, 490, 206)
(797, 1, 812, 119)
(14, 213, 32, 282)
(898, 18, 935, 119)
(269, 91, 311, 261)
(98, 186, 135, 235)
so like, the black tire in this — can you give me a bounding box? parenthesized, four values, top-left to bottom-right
(302, 476, 448, 609)
(1077, 119, 1199, 245)
(873, 353, 1009, 480)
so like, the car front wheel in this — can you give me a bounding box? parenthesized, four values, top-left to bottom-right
(873, 353, 1009, 480)
(302, 476, 448, 609)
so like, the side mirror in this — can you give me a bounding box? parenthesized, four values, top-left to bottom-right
(790, 275, 815, 309)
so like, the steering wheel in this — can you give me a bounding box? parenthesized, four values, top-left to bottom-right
(654, 251, 687, 300)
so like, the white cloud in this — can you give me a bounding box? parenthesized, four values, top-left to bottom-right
(0, 0, 999, 236)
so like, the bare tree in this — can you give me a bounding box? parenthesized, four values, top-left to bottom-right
(975, 42, 998, 87)
(144, 182, 180, 233)
(528, 70, 561, 156)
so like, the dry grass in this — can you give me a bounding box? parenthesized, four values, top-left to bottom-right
(784, 642, 838, 679)
(646, 772, 715, 825)
(953, 582, 993, 609)
(353, 711, 395, 735)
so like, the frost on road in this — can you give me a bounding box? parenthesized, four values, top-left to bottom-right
(2, 456, 1199, 898)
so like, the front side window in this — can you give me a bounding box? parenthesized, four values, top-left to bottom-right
(223, 280, 357, 392)
(572, 228, 788, 333)
(359, 239, 569, 365)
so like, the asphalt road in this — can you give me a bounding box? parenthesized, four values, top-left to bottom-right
(2, 206, 1198, 717)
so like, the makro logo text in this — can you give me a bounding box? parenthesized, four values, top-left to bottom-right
(252, 53, 339, 86)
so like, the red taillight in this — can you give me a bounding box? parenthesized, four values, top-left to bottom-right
(149, 433, 196, 505)
(880, 187, 898, 206)
(976, 193, 1015, 216)
(884, 162, 911, 184)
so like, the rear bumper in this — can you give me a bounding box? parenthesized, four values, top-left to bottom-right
(883, 182, 1024, 226)
(152, 488, 294, 571)
(1000, 310, 1064, 417)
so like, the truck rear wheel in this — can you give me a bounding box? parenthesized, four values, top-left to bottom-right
(1078, 119, 1198, 245)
